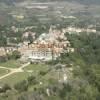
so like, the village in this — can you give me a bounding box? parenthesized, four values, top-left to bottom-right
(0, 24, 97, 63)
(0, 25, 75, 63)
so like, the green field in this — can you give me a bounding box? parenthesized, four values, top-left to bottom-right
(0, 63, 63, 87)
(0, 64, 49, 86)
(0, 68, 9, 77)
(24, 64, 50, 74)
(0, 64, 54, 86)
(0, 60, 21, 68)
(0, 72, 31, 86)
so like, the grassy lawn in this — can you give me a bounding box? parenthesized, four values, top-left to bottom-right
(24, 63, 49, 73)
(0, 64, 49, 86)
(0, 64, 51, 87)
(0, 72, 31, 86)
(0, 63, 67, 88)
(0, 60, 21, 68)
(0, 68, 9, 77)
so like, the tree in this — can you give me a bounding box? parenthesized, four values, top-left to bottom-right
(28, 33, 33, 43)
(12, 50, 21, 59)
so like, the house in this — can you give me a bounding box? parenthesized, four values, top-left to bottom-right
(22, 31, 36, 39)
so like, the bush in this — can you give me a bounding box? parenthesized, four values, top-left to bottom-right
(0, 84, 11, 93)
(39, 71, 47, 76)
(14, 80, 28, 92)
(27, 76, 38, 85)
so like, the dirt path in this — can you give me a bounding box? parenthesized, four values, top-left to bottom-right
(0, 66, 13, 70)
(0, 62, 30, 80)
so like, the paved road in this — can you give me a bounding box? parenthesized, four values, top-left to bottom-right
(0, 62, 30, 80)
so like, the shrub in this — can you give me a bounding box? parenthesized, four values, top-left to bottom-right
(27, 76, 38, 85)
(0, 84, 11, 93)
(39, 71, 47, 76)
(14, 80, 28, 92)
